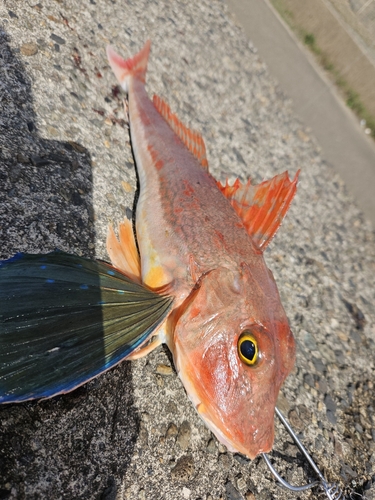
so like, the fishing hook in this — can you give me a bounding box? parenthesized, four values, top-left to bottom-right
(262, 407, 344, 499)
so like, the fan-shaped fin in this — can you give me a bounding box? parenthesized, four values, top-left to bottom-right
(0, 251, 173, 403)
(107, 219, 141, 282)
(153, 94, 208, 170)
(218, 170, 300, 250)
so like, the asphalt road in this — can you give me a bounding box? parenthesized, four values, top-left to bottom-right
(227, 0, 375, 228)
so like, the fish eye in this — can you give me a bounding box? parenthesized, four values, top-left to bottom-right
(238, 331, 258, 365)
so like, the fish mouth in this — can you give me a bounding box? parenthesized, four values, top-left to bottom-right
(196, 403, 274, 459)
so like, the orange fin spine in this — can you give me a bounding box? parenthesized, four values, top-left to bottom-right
(218, 170, 300, 250)
(126, 335, 162, 360)
(106, 219, 141, 282)
(106, 40, 151, 92)
(153, 94, 209, 170)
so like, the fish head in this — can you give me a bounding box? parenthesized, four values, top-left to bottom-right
(172, 264, 295, 459)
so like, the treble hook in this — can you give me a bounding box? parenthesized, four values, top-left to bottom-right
(262, 407, 344, 499)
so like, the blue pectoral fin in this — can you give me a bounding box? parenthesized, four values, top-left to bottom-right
(0, 251, 173, 403)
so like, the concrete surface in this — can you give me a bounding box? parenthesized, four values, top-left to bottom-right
(0, 0, 374, 499)
(226, 0, 375, 228)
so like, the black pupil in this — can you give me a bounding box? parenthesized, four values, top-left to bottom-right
(240, 340, 256, 361)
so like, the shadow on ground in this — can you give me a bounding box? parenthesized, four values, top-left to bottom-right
(0, 27, 139, 499)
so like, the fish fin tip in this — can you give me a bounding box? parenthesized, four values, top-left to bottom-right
(126, 335, 163, 360)
(107, 40, 151, 91)
(152, 94, 209, 170)
(106, 219, 141, 282)
(218, 170, 300, 250)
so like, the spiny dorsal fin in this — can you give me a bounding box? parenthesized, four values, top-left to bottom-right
(107, 218, 141, 282)
(153, 94, 209, 170)
(218, 170, 300, 251)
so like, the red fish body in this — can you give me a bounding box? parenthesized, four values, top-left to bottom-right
(107, 41, 298, 459)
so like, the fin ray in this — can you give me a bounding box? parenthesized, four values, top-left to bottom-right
(218, 170, 300, 250)
(0, 251, 172, 403)
(106, 219, 141, 282)
(153, 94, 209, 170)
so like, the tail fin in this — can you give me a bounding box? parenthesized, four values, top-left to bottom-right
(106, 40, 151, 92)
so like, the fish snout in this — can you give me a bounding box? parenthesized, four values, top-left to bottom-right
(197, 397, 276, 459)
(232, 398, 276, 459)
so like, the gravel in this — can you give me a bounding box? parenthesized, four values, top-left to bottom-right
(0, 0, 374, 499)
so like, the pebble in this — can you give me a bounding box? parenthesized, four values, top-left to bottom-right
(139, 424, 148, 446)
(206, 438, 217, 454)
(47, 126, 59, 137)
(312, 356, 326, 373)
(16, 153, 29, 164)
(50, 33, 66, 45)
(245, 493, 256, 500)
(177, 421, 191, 450)
(236, 476, 247, 491)
(218, 443, 227, 454)
(182, 487, 191, 499)
(166, 423, 178, 438)
(326, 410, 337, 425)
(20, 42, 38, 56)
(233, 453, 248, 466)
(297, 404, 311, 424)
(303, 372, 315, 388)
(121, 180, 133, 193)
(288, 409, 304, 431)
(340, 464, 358, 480)
(9, 165, 22, 183)
(156, 364, 173, 375)
(324, 394, 337, 413)
(30, 156, 50, 167)
(171, 455, 194, 482)
(165, 401, 177, 415)
(225, 481, 242, 500)
(276, 392, 290, 413)
(301, 330, 317, 350)
(68, 141, 85, 153)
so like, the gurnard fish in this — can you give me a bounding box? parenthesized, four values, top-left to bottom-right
(0, 41, 299, 459)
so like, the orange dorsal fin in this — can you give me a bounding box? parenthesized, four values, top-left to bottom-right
(106, 218, 141, 282)
(106, 40, 151, 91)
(218, 170, 300, 250)
(153, 94, 209, 170)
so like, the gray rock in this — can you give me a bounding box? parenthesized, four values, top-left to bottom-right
(170, 455, 194, 482)
(225, 481, 242, 500)
(177, 421, 191, 450)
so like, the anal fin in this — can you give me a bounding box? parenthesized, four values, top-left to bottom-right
(218, 170, 300, 250)
(107, 218, 141, 282)
(153, 94, 208, 169)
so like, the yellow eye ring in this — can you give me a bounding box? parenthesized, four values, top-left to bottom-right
(238, 331, 258, 365)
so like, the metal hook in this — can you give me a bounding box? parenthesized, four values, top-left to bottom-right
(262, 407, 343, 499)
